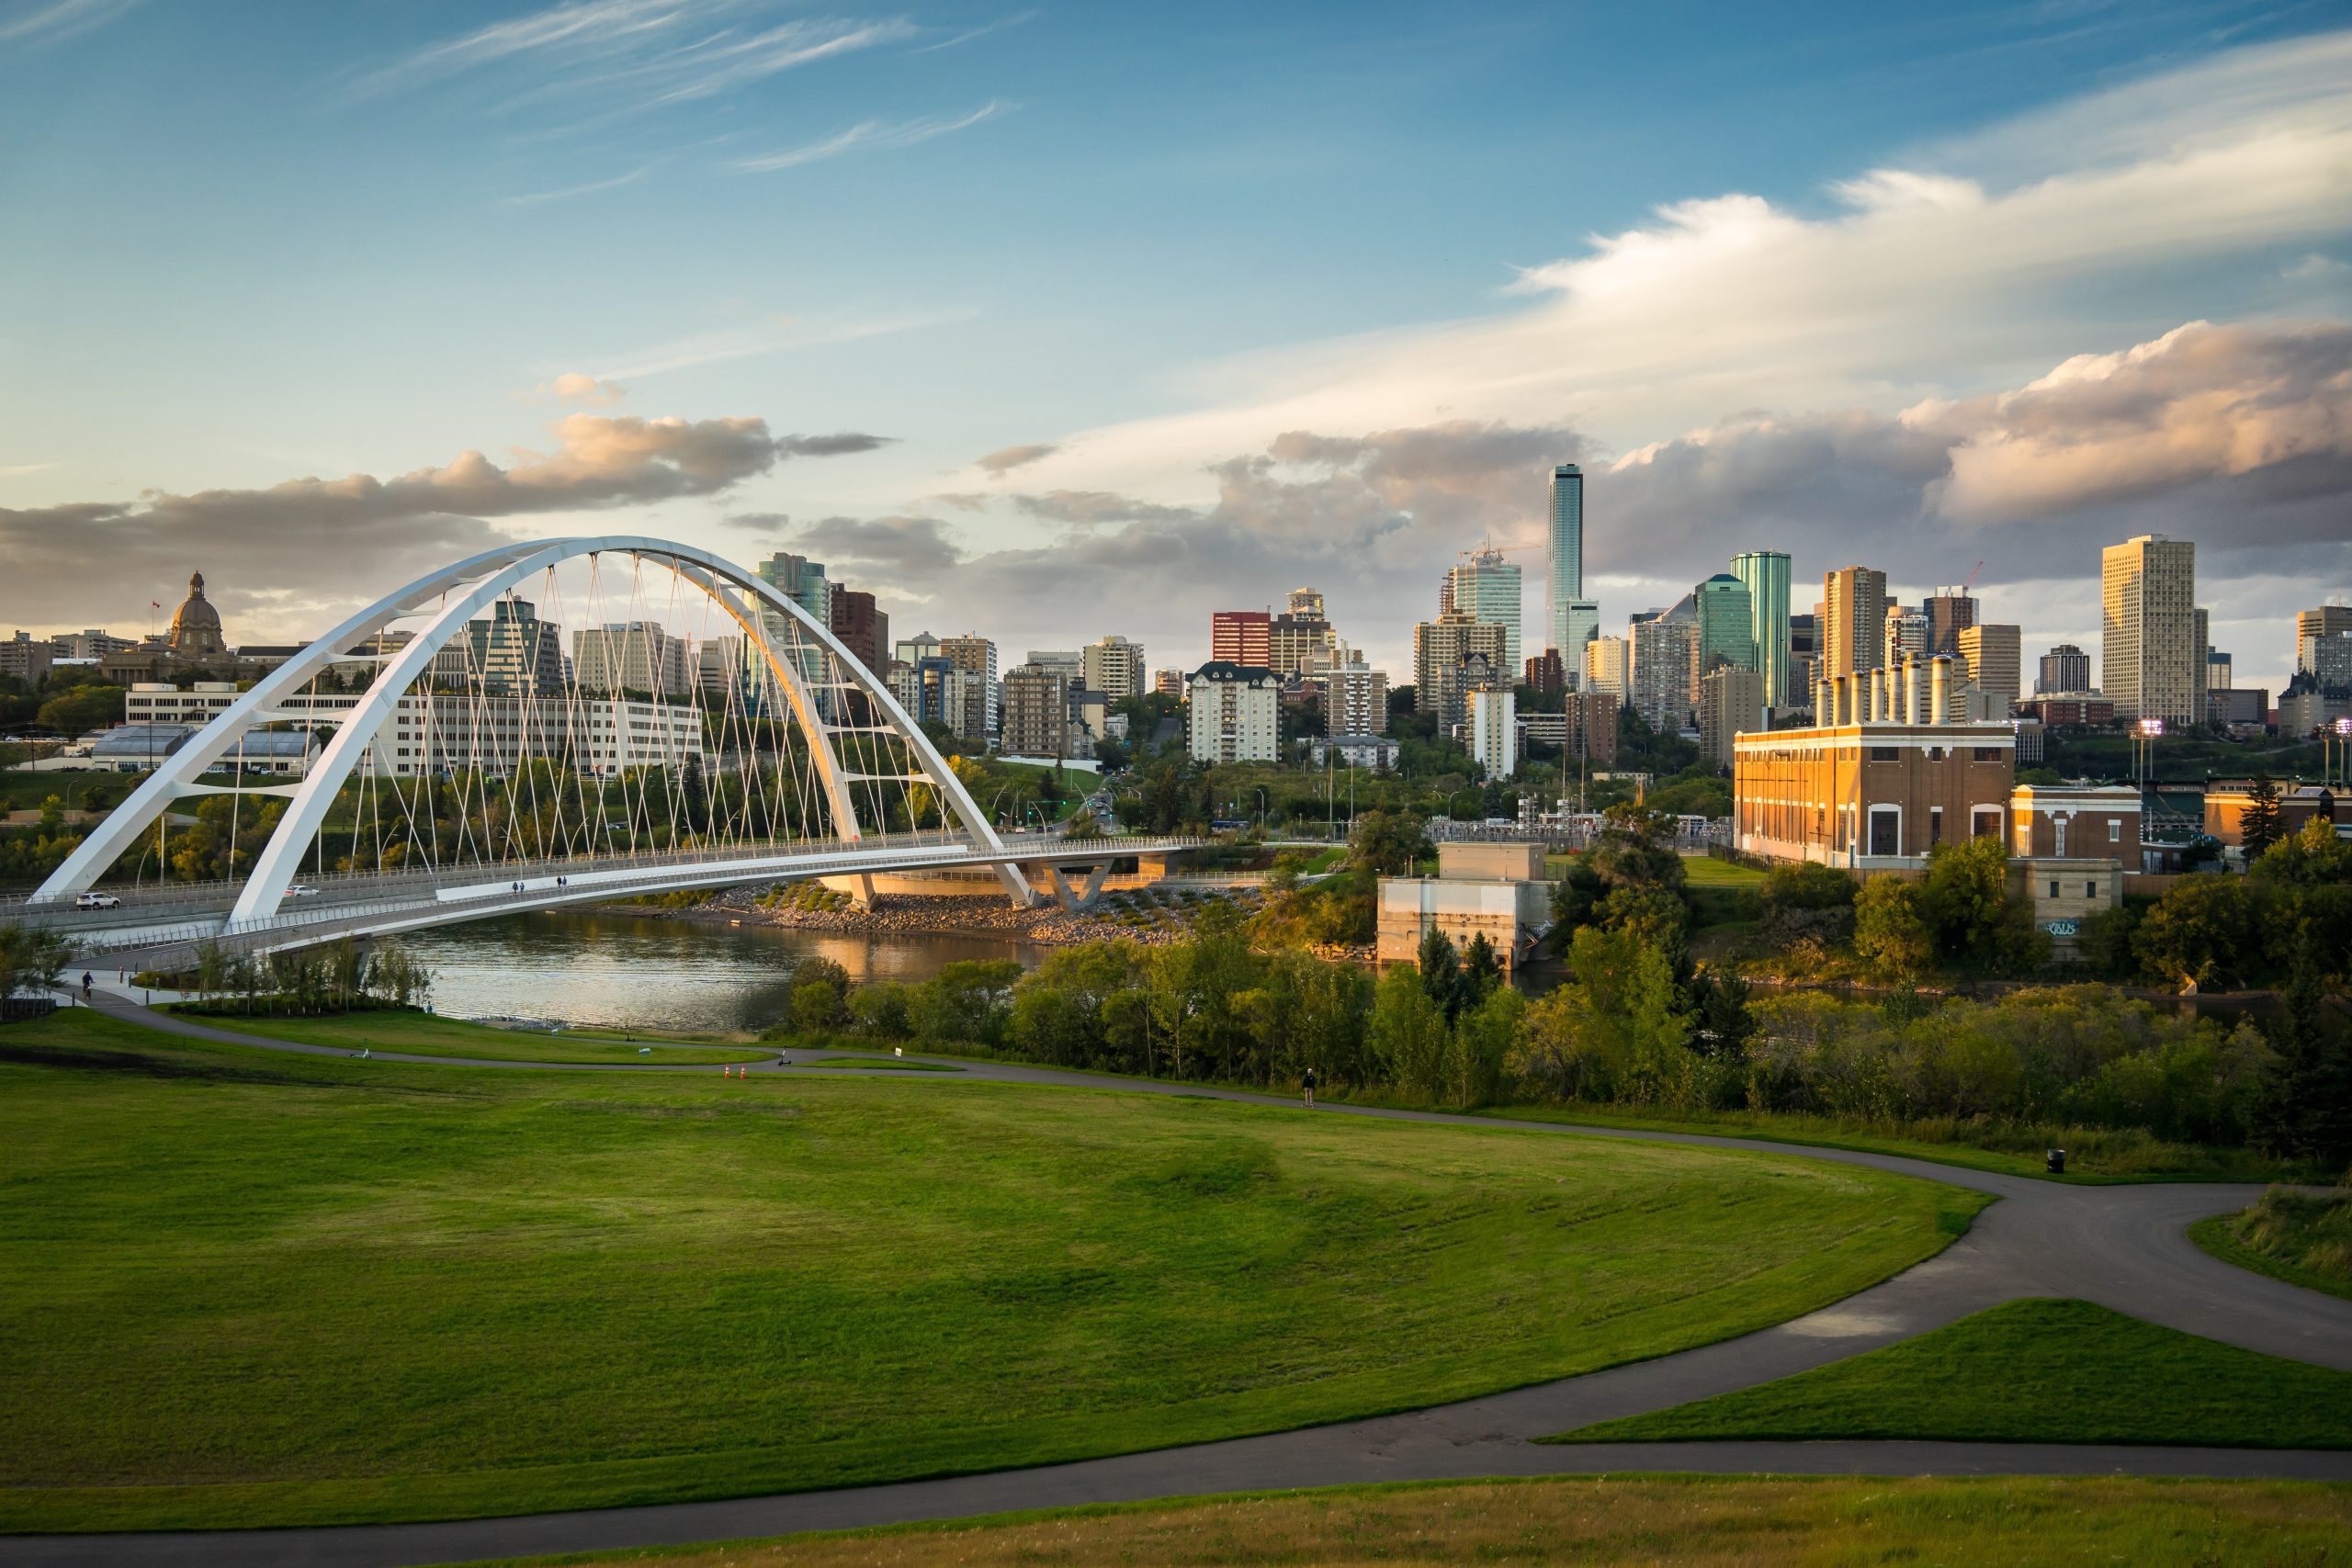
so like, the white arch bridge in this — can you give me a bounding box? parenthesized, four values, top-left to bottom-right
(7, 537, 1194, 966)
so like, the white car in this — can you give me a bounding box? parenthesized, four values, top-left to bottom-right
(284, 884, 321, 898)
(74, 892, 120, 909)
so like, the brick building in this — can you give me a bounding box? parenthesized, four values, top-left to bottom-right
(1734, 712, 2017, 868)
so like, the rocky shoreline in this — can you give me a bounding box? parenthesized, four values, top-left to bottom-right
(590, 885, 1193, 947)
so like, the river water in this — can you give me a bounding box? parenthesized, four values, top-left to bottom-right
(400, 911, 1041, 1034)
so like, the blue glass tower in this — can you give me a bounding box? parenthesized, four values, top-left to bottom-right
(1547, 463, 1584, 654)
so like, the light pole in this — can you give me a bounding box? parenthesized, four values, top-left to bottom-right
(2132, 717, 2162, 808)
(1254, 785, 1268, 833)
(2330, 717, 2352, 791)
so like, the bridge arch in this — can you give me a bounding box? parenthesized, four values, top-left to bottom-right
(33, 536, 1031, 919)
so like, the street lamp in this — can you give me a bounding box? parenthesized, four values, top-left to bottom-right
(2132, 717, 2163, 809)
(2330, 716, 2352, 791)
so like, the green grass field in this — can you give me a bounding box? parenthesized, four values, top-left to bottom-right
(0, 1010, 1977, 1532)
(2192, 1187, 2352, 1302)
(1553, 1298, 2352, 1448)
(503, 1477, 2352, 1567)
(174, 1009, 769, 1066)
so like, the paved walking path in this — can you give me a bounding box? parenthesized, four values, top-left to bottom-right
(6, 993, 2349, 1568)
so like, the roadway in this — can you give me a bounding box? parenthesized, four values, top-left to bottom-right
(5, 993, 2348, 1568)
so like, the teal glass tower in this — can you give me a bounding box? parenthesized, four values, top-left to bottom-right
(1731, 549, 1792, 710)
(1694, 573, 1757, 678)
(1547, 463, 1584, 653)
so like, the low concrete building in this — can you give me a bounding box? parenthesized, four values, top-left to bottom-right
(1375, 841, 1551, 969)
(2009, 784, 2143, 863)
(89, 723, 196, 771)
(2204, 781, 2339, 848)
(1310, 734, 1400, 769)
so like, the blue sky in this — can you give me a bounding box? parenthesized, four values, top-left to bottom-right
(3, 0, 2347, 690)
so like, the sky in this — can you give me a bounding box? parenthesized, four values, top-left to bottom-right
(2, 0, 2348, 695)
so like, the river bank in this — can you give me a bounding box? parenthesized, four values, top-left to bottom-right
(593, 882, 1255, 949)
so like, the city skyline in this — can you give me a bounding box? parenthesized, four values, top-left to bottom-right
(3, 5, 2348, 693)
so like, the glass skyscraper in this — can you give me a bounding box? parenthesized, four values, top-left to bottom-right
(1694, 574, 1757, 678)
(1449, 546, 1522, 674)
(1730, 549, 1792, 710)
(1547, 463, 1584, 653)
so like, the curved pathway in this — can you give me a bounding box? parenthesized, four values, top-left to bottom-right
(6, 994, 2348, 1568)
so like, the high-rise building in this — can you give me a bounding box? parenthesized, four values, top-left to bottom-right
(828, 589, 888, 677)
(939, 634, 1000, 734)
(1924, 591, 1977, 658)
(447, 597, 563, 697)
(1266, 610, 1334, 676)
(2207, 649, 2233, 692)
(1884, 604, 1929, 671)
(2038, 644, 2091, 694)
(1414, 611, 1509, 730)
(1320, 644, 1389, 736)
(1694, 573, 1757, 679)
(1000, 664, 1071, 757)
(1469, 688, 1517, 780)
(1187, 662, 1281, 763)
(1731, 549, 1792, 711)
(1286, 588, 1327, 619)
(2101, 535, 2199, 725)
(1957, 624, 2021, 717)
(1789, 613, 1818, 710)
(2295, 606, 2352, 672)
(1153, 667, 1185, 697)
(1210, 610, 1272, 668)
(894, 630, 941, 668)
(1547, 462, 1585, 652)
(1630, 617, 1698, 732)
(1698, 665, 1767, 771)
(571, 621, 691, 698)
(1559, 599, 1600, 669)
(1823, 567, 1889, 680)
(695, 635, 748, 705)
(1449, 545, 1522, 673)
(1080, 634, 1146, 700)
(756, 551, 831, 714)
(1524, 649, 1566, 694)
(1584, 635, 1629, 704)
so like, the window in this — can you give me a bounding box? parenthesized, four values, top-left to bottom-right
(2049, 880, 2060, 897)
(1928, 807, 1943, 845)
(2086, 882, 2098, 898)
(1869, 806, 1901, 857)
(1928, 746, 1946, 761)
(1974, 748, 2003, 761)
(1869, 746, 1900, 761)
(1973, 807, 2003, 839)
(2108, 818, 2121, 842)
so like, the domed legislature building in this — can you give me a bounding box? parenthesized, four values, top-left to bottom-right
(98, 570, 305, 685)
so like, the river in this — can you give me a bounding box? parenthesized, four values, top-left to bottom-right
(400, 911, 1041, 1034)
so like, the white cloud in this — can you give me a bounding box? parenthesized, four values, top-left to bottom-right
(0, 0, 140, 47)
(733, 101, 1008, 173)
(500, 165, 652, 206)
(574, 307, 978, 380)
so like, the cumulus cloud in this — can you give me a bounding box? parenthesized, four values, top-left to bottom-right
(547, 372, 627, 405)
(790, 514, 967, 585)
(1, 412, 889, 636)
(975, 442, 1058, 475)
(778, 431, 896, 457)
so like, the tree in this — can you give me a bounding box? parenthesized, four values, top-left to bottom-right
(2257, 958, 2352, 1165)
(2133, 876, 2254, 992)
(1853, 877, 1933, 982)
(0, 925, 71, 1000)
(35, 682, 123, 738)
(1351, 809, 1431, 875)
(2240, 773, 2284, 859)
(1369, 964, 1452, 1100)
(1596, 881, 1690, 980)
(1459, 931, 1503, 1007)
(2252, 818, 2352, 888)
(1687, 965, 1755, 1058)
(1548, 854, 1606, 948)
(1417, 925, 1462, 1020)
(1760, 861, 1858, 949)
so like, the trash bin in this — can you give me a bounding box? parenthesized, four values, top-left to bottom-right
(2045, 1149, 2065, 1175)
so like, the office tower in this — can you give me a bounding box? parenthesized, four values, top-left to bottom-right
(1823, 567, 1889, 679)
(1559, 599, 1600, 667)
(1630, 617, 1698, 732)
(571, 621, 691, 698)
(1883, 604, 1929, 670)
(827, 589, 887, 676)
(1956, 624, 2021, 717)
(2296, 606, 2352, 671)
(1694, 573, 1757, 678)
(2038, 644, 2091, 694)
(1286, 588, 1327, 619)
(458, 597, 563, 697)
(1469, 688, 1517, 780)
(1924, 591, 1977, 657)
(1267, 609, 1334, 676)
(1731, 549, 1792, 709)
(1210, 610, 1272, 668)
(1584, 635, 1629, 704)
(939, 634, 1000, 734)
(1788, 613, 1818, 709)
(1547, 462, 1585, 652)
(1080, 634, 1146, 700)
(2207, 649, 2233, 691)
(1699, 665, 1767, 770)
(1524, 649, 1565, 694)
(1414, 610, 1508, 730)
(2101, 535, 2199, 725)
(1449, 545, 1522, 673)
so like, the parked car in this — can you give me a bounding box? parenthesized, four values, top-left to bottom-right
(74, 892, 120, 909)
(284, 884, 321, 897)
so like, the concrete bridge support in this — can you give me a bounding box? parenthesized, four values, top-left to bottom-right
(1034, 860, 1114, 912)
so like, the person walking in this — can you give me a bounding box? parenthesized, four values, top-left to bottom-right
(80, 971, 93, 1002)
(1301, 1066, 1317, 1109)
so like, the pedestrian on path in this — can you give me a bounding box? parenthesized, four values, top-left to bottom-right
(81, 971, 93, 1001)
(1301, 1066, 1316, 1109)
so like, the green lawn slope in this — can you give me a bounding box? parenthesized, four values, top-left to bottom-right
(173, 1008, 768, 1065)
(1553, 1298, 2352, 1448)
(0, 1009, 1975, 1532)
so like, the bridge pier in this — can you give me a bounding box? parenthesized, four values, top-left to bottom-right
(1035, 861, 1114, 913)
(820, 874, 879, 912)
